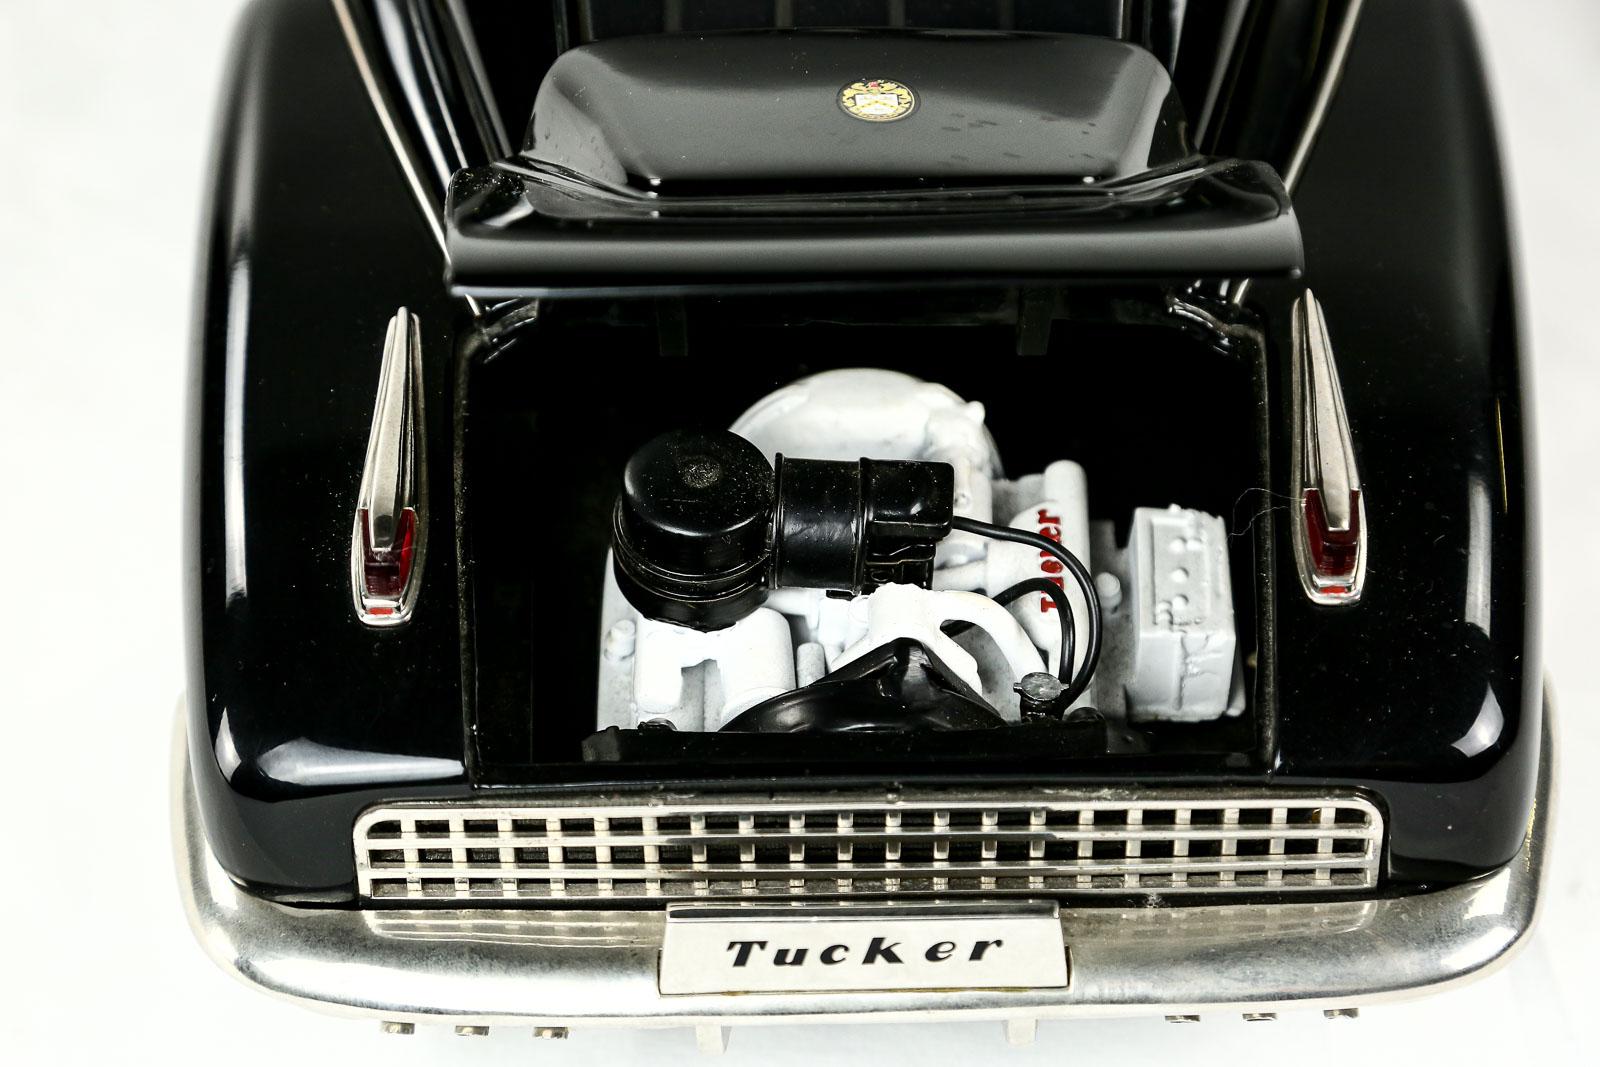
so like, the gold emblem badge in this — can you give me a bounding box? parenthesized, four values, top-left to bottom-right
(839, 79, 916, 122)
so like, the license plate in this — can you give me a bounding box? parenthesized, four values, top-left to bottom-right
(659, 901, 1068, 995)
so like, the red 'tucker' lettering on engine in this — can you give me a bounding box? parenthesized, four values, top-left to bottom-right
(1034, 510, 1066, 611)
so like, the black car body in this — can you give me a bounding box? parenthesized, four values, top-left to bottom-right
(177, 0, 1549, 1034)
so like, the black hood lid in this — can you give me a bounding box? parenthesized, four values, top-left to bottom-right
(521, 29, 1190, 196)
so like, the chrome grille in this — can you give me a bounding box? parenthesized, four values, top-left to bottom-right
(354, 792, 1383, 903)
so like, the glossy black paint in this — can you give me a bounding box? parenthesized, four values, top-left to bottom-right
(338, 0, 505, 212)
(445, 29, 1303, 295)
(1251, 0, 1539, 882)
(447, 158, 1300, 296)
(1203, 0, 1366, 171)
(561, 0, 1131, 44)
(526, 32, 1185, 191)
(185, 0, 470, 893)
(187, 0, 1540, 897)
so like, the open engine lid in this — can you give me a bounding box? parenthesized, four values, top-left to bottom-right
(445, 30, 1303, 297)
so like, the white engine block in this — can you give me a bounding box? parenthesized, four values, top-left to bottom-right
(594, 369, 1242, 732)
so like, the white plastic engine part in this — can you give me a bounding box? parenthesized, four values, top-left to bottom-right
(1122, 505, 1238, 722)
(977, 461, 1093, 688)
(632, 608, 796, 730)
(830, 584, 1047, 696)
(762, 587, 856, 664)
(731, 368, 1000, 566)
(594, 370, 1243, 732)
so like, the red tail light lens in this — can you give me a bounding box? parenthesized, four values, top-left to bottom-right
(359, 506, 417, 607)
(1301, 488, 1361, 592)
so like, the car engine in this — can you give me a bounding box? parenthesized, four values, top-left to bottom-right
(594, 369, 1242, 735)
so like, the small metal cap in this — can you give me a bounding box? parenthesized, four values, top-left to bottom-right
(455, 1025, 489, 1036)
(1014, 672, 1066, 720)
(379, 1021, 414, 1035)
(1064, 705, 1104, 726)
(533, 1026, 569, 1040)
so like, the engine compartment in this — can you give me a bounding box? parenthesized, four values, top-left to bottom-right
(597, 368, 1242, 736)
(461, 292, 1270, 781)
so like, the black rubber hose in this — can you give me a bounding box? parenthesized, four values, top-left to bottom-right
(950, 516, 1103, 708)
(941, 577, 1075, 683)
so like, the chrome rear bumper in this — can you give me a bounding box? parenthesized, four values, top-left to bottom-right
(174, 702, 1552, 1031)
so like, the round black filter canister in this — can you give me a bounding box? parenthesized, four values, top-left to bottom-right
(612, 429, 773, 630)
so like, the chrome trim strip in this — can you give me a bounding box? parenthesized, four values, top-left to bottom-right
(1291, 290, 1368, 606)
(1227, 0, 1364, 306)
(329, 1, 488, 320)
(353, 793, 1382, 901)
(175, 697, 1552, 1027)
(330, 0, 448, 254)
(1280, 0, 1366, 194)
(351, 308, 427, 625)
(437, 0, 512, 158)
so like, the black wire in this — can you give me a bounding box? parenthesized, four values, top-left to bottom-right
(941, 577, 1075, 683)
(950, 515, 1103, 708)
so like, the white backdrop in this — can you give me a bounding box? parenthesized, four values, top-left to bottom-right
(1, 2, 1593, 1063)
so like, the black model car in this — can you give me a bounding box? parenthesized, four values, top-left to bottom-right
(176, 0, 1548, 1041)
